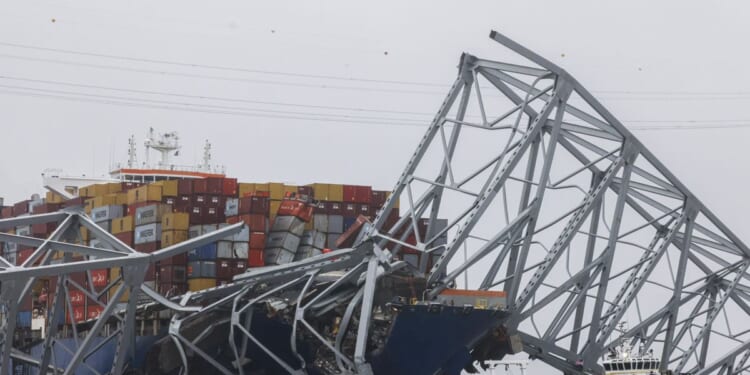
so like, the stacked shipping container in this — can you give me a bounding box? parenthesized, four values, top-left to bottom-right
(0, 178, 422, 330)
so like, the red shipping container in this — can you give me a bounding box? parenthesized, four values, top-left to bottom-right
(159, 253, 188, 266)
(336, 215, 371, 248)
(178, 179, 193, 195)
(135, 242, 161, 253)
(355, 186, 373, 204)
(343, 203, 357, 218)
(238, 214, 267, 232)
(238, 196, 269, 215)
(192, 195, 208, 207)
(358, 204, 372, 218)
(328, 202, 343, 216)
(33, 203, 62, 214)
(20, 295, 32, 311)
(233, 260, 247, 275)
(13, 200, 30, 215)
(32, 222, 58, 237)
(63, 197, 86, 209)
(90, 269, 108, 288)
(69, 290, 85, 306)
(205, 206, 225, 223)
(204, 178, 223, 194)
(86, 305, 104, 320)
(249, 232, 266, 249)
(127, 202, 152, 216)
(207, 195, 226, 208)
(115, 231, 134, 246)
(193, 179, 208, 194)
(158, 265, 187, 283)
(66, 306, 86, 324)
(16, 248, 33, 265)
(1, 206, 13, 218)
(189, 206, 204, 225)
(223, 178, 238, 196)
(343, 185, 357, 203)
(277, 200, 313, 222)
(248, 249, 264, 267)
(371, 191, 388, 208)
(163, 196, 177, 206)
(216, 259, 233, 280)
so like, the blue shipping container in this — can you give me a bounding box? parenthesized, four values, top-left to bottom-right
(17, 311, 32, 328)
(343, 217, 357, 232)
(188, 243, 217, 261)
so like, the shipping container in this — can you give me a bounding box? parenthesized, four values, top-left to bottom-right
(162, 212, 189, 231)
(232, 242, 249, 259)
(327, 215, 344, 234)
(188, 278, 217, 291)
(127, 184, 162, 205)
(188, 243, 217, 261)
(238, 182, 255, 197)
(159, 265, 187, 283)
(187, 261, 216, 278)
(177, 179, 193, 195)
(249, 232, 266, 249)
(271, 216, 306, 236)
(224, 198, 239, 217)
(134, 223, 162, 245)
(238, 196, 269, 215)
(301, 230, 327, 250)
(161, 230, 188, 247)
(248, 249, 264, 267)
(153, 180, 178, 197)
(135, 204, 172, 226)
(91, 205, 124, 223)
(265, 232, 300, 252)
(111, 216, 134, 235)
(216, 241, 233, 259)
(264, 248, 295, 265)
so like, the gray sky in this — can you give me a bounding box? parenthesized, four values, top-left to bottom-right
(1, 1, 749, 372)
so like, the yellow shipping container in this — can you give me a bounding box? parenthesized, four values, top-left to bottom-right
(254, 183, 270, 193)
(115, 192, 129, 206)
(309, 183, 330, 201)
(161, 230, 188, 247)
(80, 184, 109, 198)
(188, 278, 217, 291)
(268, 183, 284, 200)
(304, 220, 313, 231)
(127, 185, 162, 205)
(238, 183, 256, 197)
(162, 212, 190, 231)
(270, 200, 281, 217)
(84, 199, 95, 214)
(107, 182, 123, 194)
(109, 267, 129, 302)
(80, 227, 89, 242)
(328, 184, 344, 201)
(45, 191, 65, 204)
(111, 216, 134, 235)
(153, 180, 178, 197)
(92, 194, 119, 208)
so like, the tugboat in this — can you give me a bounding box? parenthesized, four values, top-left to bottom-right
(603, 322, 661, 374)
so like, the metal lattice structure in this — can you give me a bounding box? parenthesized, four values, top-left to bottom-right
(1, 31, 749, 374)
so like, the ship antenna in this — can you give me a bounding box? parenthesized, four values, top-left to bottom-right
(127, 135, 138, 168)
(202, 140, 212, 172)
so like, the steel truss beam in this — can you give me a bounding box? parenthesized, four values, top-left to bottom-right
(1, 30, 748, 375)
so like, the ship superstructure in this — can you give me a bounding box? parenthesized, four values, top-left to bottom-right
(602, 323, 661, 375)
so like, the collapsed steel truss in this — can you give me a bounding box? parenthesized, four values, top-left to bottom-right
(1, 31, 749, 374)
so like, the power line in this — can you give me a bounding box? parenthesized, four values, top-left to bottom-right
(0, 75, 433, 117)
(2, 75, 749, 126)
(2, 40, 750, 98)
(0, 83, 428, 124)
(1, 87, 748, 132)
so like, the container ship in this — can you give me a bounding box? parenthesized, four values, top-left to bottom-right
(1, 130, 510, 375)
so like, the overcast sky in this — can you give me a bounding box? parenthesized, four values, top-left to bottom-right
(1, 2, 749, 371)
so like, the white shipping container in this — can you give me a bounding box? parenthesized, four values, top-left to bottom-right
(15, 225, 31, 236)
(134, 223, 162, 245)
(224, 198, 239, 217)
(327, 234, 341, 249)
(294, 245, 322, 261)
(217, 241, 233, 258)
(271, 216, 306, 236)
(265, 232, 301, 253)
(91, 205, 124, 223)
(188, 225, 203, 239)
(135, 204, 169, 226)
(313, 214, 329, 232)
(327, 215, 344, 234)
(231, 225, 250, 242)
(201, 224, 219, 234)
(233, 242, 249, 259)
(301, 230, 326, 249)
(264, 248, 295, 265)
